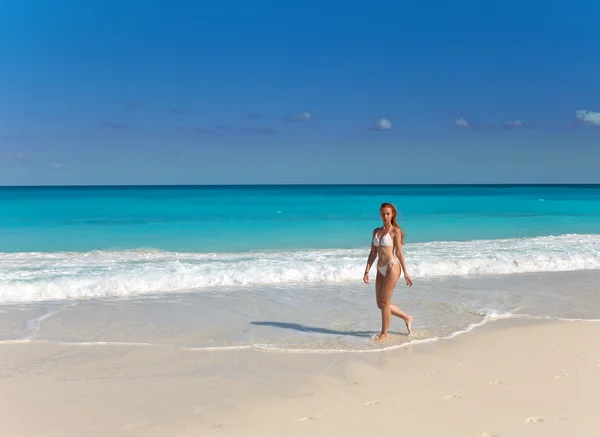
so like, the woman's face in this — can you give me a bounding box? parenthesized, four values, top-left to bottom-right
(380, 207, 393, 224)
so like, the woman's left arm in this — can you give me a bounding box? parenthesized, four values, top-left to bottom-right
(394, 230, 413, 286)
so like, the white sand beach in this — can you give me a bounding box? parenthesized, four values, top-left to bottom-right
(2, 318, 599, 437)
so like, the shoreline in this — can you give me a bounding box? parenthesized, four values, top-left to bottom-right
(0, 312, 553, 353)
(2, 317, 600, 436)
(3, 312, 599, 352)
(4, 268, 600, 354)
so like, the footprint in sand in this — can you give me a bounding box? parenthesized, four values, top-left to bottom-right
(364, 400, 379, 406)
(417, 370, 440, 377)
(299, 414, 323, 422)
(525, 416, 545, 424)
(444, 393, 463, 399)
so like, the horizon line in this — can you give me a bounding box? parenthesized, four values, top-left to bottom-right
(2, 183, 600, 189)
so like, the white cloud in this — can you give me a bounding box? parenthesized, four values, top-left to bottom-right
(2, 134, 30, 141)
(286, 112, 311, 122)
(507, 120, 523, 127)
(576, 110, 600, 126)
(370, 118, 392, 131)
(454, 118, 470, 129)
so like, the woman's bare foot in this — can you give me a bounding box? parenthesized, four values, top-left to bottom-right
(405, 316, 413, 335)
(376, 333, 388, 342)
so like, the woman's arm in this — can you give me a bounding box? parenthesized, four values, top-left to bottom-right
(363, 228, 378, 283)
(394, 229, 413, 286)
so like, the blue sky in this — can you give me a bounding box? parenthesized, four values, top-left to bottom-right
(1, 0, 599, 185)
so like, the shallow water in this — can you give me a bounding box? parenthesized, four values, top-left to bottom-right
(3, 269, 598, 353)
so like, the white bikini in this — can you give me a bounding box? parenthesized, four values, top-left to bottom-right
(373, 227, 399, 276)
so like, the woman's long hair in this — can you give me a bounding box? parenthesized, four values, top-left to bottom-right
(381, 202, 405, 245)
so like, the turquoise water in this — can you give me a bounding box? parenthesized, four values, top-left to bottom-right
(2, 184, 600, 253)
(2, 184, 600, 351)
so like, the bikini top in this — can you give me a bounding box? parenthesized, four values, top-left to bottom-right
(373, 227, 393, 247)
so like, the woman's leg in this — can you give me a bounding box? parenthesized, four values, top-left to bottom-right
(378, 264, 413, 340)
(375, 270, 384, 309)
(376, 270, 410, 321)
(378, 263, 399, 340)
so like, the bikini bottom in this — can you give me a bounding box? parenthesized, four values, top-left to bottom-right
(377, 257, 399, 277)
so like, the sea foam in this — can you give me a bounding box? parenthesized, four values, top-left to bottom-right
(1, 234, 599, 303)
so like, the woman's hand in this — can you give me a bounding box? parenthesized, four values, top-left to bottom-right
(363, 272, 370, 284)
(404, 273, 413, 287)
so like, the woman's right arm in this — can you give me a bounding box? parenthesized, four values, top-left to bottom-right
(363, 229, 377, 283)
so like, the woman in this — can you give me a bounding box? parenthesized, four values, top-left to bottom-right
(363, 202, 413, 341)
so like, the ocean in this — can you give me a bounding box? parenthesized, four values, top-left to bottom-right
(1, 184, 600, 352)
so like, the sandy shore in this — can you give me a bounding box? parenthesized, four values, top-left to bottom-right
(1, 318, 599, 437)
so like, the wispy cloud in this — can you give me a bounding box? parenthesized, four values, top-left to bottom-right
(194, 127, 224, 136)
(451, 118, 532, 131)
(12, 153, 26, 161)
(454, 118, 470, 129)
(505, 119, 523, 128)
(368, 118, 392, 131)
(169, 108, 183, 115)
(50, 162, 63, 169)
(99, 121, 126, 130)
(1, 134, 31, 141)
(285, 112, 312, 122)
(576, 110, 600, 126)
(195, 124, 276, 136)
(237, 126, 276, 135)
(215, 125, 236, 133)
